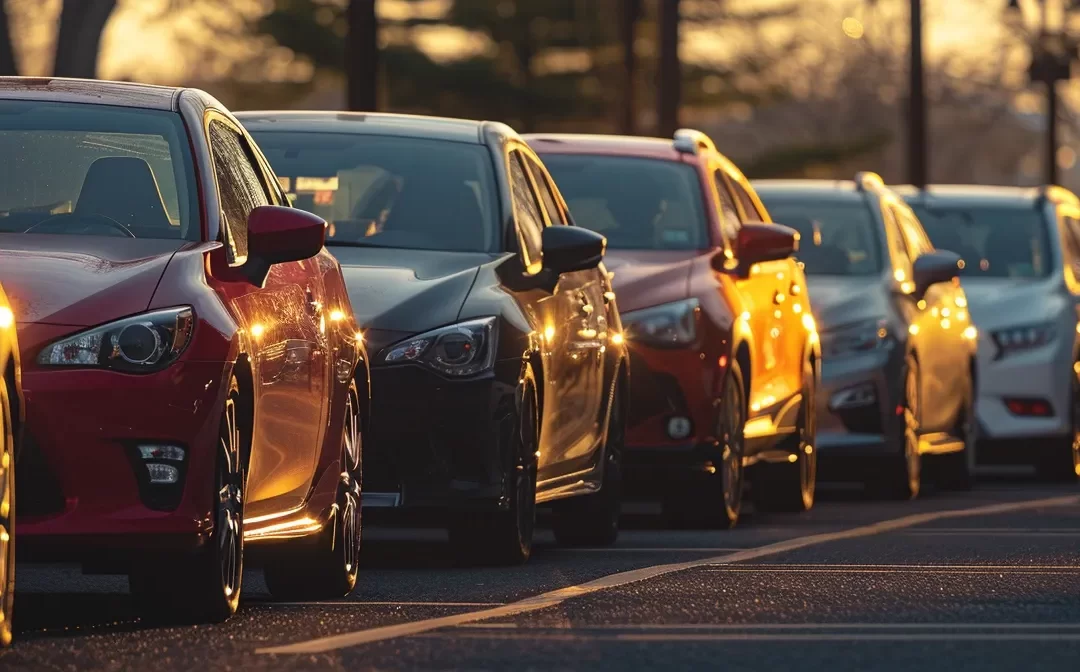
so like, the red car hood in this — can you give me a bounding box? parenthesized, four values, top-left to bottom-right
(603, 249, 699, 313)
(0, 235, 188, 326)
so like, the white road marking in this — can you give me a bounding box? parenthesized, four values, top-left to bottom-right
(262, 601, 505, 608)
(257, 493, 1080, 655)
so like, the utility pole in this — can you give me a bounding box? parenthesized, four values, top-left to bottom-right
(657, 0, 681, 138)
(345, 0, 378, 111)
(620, 0, 641, 135)
(908, 0, 928, 188)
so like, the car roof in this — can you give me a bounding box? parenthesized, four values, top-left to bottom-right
(235, 110, 495, 144)
(893, 184, 1048, 209)
(0, 76, 180, 111)
(524, 133, 684, 161)
(752, 179, 869, 203)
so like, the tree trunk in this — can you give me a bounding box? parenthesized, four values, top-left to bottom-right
(345, 0, 378, 111)
(0, 0, 17, 76)
(657, 0, 681, 137)
(53, 0, 117, 79)
(619, 0, 640, 135)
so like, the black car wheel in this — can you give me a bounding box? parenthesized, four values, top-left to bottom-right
(664, 359, 746, 529)
(131, 375, 246, 623)
(872, 356, 921, 500)
(265, 379, 363, 599)
(1036, 366, 1080, 483)
(448, 369, 539, 566)
(0, 379, 15, 648)
(753, 358, 817, 513)
(551, 373, 624, 547)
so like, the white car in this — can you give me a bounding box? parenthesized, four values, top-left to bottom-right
(900, 185, 1080, 481)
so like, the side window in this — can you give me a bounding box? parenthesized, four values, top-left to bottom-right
(726, 176, 765, 223)
(508, 150, 545, 270)
(208, 119, 271, 261)
(525, 157, 566, 226)
(898, 208, 933, 258)
(883, 204, 915, 278)
(713, 170, 742, 242)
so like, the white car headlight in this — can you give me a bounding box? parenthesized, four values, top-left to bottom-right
(376, 317, 497, 377)
(38, 307, 195, 374)
(991, 321, 1056, 359)
(622, 299, 700, 348)
(821, 318, 894, 358)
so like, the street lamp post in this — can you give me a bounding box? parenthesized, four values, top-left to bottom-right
(1005, 0, 1080, 186)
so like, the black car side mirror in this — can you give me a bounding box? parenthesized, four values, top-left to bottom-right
(541, 226, 606, 275)
(912, 250, 961, 299)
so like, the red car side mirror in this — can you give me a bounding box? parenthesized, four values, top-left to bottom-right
(737, 223, 799, 266)
(243, 205, 326, 285)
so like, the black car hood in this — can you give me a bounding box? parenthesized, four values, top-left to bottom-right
(332, 246, 497, 344)
(806, 274, 889, 330)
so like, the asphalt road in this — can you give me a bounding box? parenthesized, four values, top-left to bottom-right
(2, 471, 1079, 671)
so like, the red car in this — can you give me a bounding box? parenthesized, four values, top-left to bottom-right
(0, 78, 367, 622)
(0, 282, 22, 646)
(530, 130, 820, 528)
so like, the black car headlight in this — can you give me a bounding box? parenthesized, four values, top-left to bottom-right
(821, 318, 894, 358)
(37, 307, 195, 374)
(622, 299, 700, 348)
(377, 317, 497, 377)
(991, 321, 1056, 358)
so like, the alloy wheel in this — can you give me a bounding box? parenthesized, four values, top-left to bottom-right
(0, 383, 13, 647)
(720, 372, 746, 520)
(515, 385, 539, 550)
(798, 374, 817, 509)
(217, 395, 243, 604)
(902, 361, 922, 498)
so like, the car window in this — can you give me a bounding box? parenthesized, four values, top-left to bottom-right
(910, 204, 1052, 279)
(540, 153, 708, 250)
(896, 207, 934, 258)
(525, 157, 565, 226)
(0, 100, 199, 240)
(1060, 213, 1080, 277)
(250, 131, 499, 253)
(727, 176, 764, 223)
(883, 203, 915, 281)
(713, 170, 742, 243)
(509, 150, 546, 270)
(757, 198, 883, 276)
(209, 120, 273, 261)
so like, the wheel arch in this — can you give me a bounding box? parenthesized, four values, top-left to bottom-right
(231, 354, 255, 476)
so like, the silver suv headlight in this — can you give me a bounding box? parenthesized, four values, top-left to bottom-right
(991, 321, 1056, 359)
(622, 299, 700, 348)
(376, 317, 497, 377)
(38, 307, 195, 374)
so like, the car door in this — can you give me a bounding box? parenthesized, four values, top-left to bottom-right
(524, 150, 607, 468)
(206, 115, 326, 516)
(720, 168, 789, 416)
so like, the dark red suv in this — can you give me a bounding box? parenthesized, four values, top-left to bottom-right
(529, 130, 821, 528)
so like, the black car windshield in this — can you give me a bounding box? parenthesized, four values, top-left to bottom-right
(250, 131, 499, 252)
(909, 205, 1051, 278)
(540, 154, 708, 250)
(0, 100, 199, 240)
(757, 199, 883, 275)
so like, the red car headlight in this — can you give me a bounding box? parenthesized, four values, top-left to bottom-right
(37, 306, 195, 374)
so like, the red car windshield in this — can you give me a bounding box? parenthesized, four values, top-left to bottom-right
(541, 154, 709, 251)
(0, 100, 200, 241)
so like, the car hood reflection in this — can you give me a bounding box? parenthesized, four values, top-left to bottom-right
(332, 246, 497, 336)
(804, 274, 888, 331)
(0, 235, 187, 326)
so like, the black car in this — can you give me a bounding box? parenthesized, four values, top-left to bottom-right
(754, 174, 978, 498)
(238, 111, 629, 564)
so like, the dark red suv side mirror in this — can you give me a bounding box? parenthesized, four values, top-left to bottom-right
(738, 223, 799, 266)
(243, 205, 326, 285)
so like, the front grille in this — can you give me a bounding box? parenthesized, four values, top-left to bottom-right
(15, 431, 66, 517)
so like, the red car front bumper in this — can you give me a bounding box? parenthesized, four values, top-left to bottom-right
(16, 347, 230, 561)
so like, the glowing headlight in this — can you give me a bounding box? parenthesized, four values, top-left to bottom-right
(37, 307, 194, 373)
(377, 317, 497, 377)
(622, 299, 700, 348)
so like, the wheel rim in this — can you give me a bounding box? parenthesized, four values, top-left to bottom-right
(344, 387, 361, 473)
(341, 491, 360, 577)
(720, 375, 745, 517)
(903, 363, 921, 496)
(218, 396, 243, 602)
(0, 386, 12, 646)
(799, 375, 817, 509)
(516, 386, 538, 547)
(1071, 373, 1080, 478)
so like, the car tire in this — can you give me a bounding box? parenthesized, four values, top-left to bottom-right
(753, 359, 817, 513)
(870, 355, 921, 500)
(0, 378, 16, 648)
(130, 375, 246, 624)
(1036, 369, 1080, 483)
(663, 358, 746, 529)
(448, 371, 539, 566)
(551, 374, 624, 547)
(936, 370, 976, 491)
(264, 379, 363, 600)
